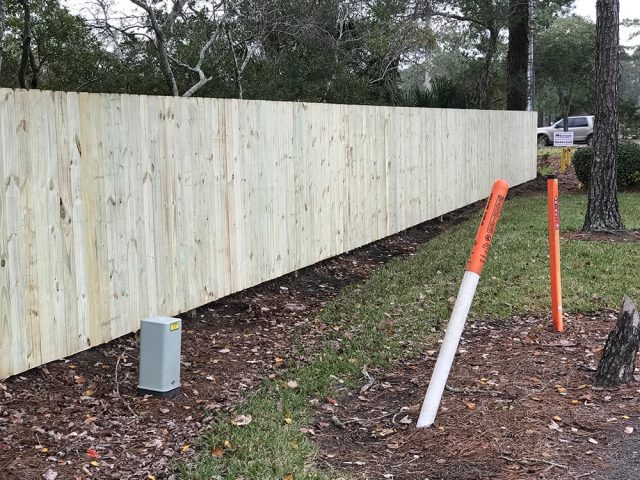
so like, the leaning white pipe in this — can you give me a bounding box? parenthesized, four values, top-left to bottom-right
(416, 271, 479, 428)
(417, 179, 509, 428)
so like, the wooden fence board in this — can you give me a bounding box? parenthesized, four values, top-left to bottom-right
(0, 88, 537, 378)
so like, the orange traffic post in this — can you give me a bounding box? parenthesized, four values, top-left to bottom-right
(547, 175, 564, 332)
(417, 179, 509, 428)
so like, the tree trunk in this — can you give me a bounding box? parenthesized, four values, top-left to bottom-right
(153, 27, 179, 97)
(0, 0, 6, 76)
(506, 0, 529, 110)
(583, 0, 623, 232)
(558, 90, 571, 132)
(479, 27, 498, 109)
(595, 296, 640, 387)
(17, 0, 32, 89)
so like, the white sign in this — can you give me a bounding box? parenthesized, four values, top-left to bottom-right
(554, 131, 574, 147)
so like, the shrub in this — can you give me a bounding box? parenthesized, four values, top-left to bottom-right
(572, 141, 640, 189)
(406, 77, 470, 109)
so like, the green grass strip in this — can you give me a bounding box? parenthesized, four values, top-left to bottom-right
(177, 193, 640, 479)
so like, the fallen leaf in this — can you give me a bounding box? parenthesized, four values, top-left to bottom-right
(548, 420, 561, 431)
(230, 414, 253, 426)
(284, 417, 293, 425)
(90, 461, 100, 467)
(465, 402, 477, 411)
(224, 440, 232, 448)
(181, 444, 190, 453)
(376, 428, 395, 437)
(283, 474, 294, 480)
(211, 448, 224, 458)
(86, 448, 100, 459)
(83, 389, 94, 397)
(43, 469, 58, 480)
(147, 476, 156, 480)
(553, 415, 562, 421)
(41, 447, 49, 453)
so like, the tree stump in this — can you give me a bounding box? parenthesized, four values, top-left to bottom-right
(595, 296, 640, 387)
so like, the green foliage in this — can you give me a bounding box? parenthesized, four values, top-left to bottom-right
(0, 0, 119, 91)
(406, 77, 470, 109)
(535, 16, 596, 118)
(620, 96, 640, 139)
(573, 142, 640, 189)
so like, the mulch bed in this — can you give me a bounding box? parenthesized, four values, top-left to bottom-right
(563, 230, 640, 243)
(313, 312, 640, 480)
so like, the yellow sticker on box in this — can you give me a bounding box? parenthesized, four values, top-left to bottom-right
(170, 321, 180, 332)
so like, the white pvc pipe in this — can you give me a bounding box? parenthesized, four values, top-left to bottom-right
(416, 271, 480, 428)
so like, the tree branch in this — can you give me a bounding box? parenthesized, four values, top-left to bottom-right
(429, 9, 489, 30)
(128, 0, 180, 95)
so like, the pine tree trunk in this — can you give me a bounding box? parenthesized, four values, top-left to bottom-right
(506, 0, 529, 110)
(595, 296, 640, 387)
(0, 0, 6, 76)
(583, 0, 623, 232)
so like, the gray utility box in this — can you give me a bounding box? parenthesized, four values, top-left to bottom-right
(138, 316, 182, 397)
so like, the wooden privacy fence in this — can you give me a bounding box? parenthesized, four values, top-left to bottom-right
(0, 88, 537, 378)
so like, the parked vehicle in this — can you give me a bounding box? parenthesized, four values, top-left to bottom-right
(537, 115, 594, 147)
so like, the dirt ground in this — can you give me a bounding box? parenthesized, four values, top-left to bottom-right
(3, 158, 631, 480)
(313, 312, 640, 480)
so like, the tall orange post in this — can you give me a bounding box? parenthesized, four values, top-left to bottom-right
(547, 175, 563, 332)
(417, 179, 509, 428)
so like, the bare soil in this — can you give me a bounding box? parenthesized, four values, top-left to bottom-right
(562, 230, 640, 243)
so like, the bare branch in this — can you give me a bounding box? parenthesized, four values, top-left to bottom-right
(127, 0, 180, 95)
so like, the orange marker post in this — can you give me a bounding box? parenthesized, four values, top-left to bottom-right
(417, 179, 509, 428)
(547, 176, 564, 332)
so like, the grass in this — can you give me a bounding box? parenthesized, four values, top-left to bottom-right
(176, 192, 640, 479)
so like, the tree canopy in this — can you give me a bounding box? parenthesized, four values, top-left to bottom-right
(0, 0, 624, 120)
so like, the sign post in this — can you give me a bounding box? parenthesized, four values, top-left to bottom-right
(553, 132, 574, 174)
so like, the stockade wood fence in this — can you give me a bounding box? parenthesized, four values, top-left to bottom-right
(0, 88, 537, 378)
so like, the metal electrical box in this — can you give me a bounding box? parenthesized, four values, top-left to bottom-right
(138, 316, 182, 397)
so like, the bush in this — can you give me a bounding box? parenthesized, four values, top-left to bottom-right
(406, 77, 470, 109)
(572, 141, 640, 189)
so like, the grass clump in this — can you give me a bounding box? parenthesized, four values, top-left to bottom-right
(177, 192, 640, 479)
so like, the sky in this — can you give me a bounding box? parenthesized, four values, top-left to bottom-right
(572, 0, 640, 46)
